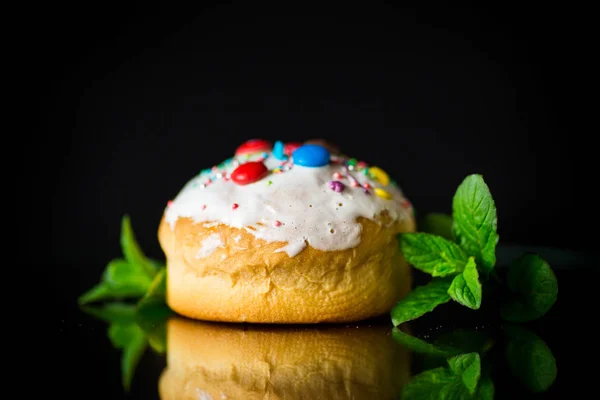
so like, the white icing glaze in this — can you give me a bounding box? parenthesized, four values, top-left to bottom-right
(195, 233, 223, 259)
(165, 148, 413, 257)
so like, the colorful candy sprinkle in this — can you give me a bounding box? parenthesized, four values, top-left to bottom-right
(232, 203, 239, 209)
(375, 188, 393, 200)
(333, 172, 344, 180)
(273, 220, 282, 227)
(369, 166, 390, 186)
(235, 139, 272, 156)
(363, 182, 372, 189)
(202, 204, 207, 210)
(292, 144, 330, 167)
(231, 161, 269, 185)
(273, 140, 287, 160)
(328, 180, 345, 192)
(167, 200, 173, 207)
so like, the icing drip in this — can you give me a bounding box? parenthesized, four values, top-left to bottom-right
(166, 147, 413, 258)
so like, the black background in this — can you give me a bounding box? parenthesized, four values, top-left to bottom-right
(37, 4, 592, 303)
(31, 4, 595, 398)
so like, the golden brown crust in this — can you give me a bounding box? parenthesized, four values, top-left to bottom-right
(158, 211, 415, 323)
(158, 317, 411, 399)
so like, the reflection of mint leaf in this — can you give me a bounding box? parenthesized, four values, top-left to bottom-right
(452, 174, 499, 275)
(448, 352, 481, 395)
(392, 328, 460, 358)
(391, 278, 452, 326)
(501, 253, 558, 322)
(81, 302, 136, 323)
(401, 366, 470, 399)
(400, 233, 468, 277)
(448, 257, 482, 309)
(121, 215, 157, 278)
(505, 325, 557, 393)
(147, 323, 167, 354)
(114, 324, 147, 392)
(476, 375, 495, 399)
(434, 329, 494, 355)
(419, 212, 454, 240)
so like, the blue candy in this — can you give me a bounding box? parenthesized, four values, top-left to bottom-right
(273, 140, 288, 160)
(292, 144, 330, 167)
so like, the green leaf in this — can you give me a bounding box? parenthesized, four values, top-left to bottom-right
(81, 302, 136, 323)
(121, 214, 157, 278)
(137, 268, 167, 312)
(448, 257, 482, 309)
(391, 278, 452, 326)
(402, 366, 472, 400)
(476, 375, 495, 399)
(505, 325, 557, 393)
(452, 174, 499, 275)
(501, 253, 558, 322)
(103, 258, 153, 290)
(448, 352, 481, 395)
(78, 282, 147, 305)
(391, 328, 460, 358)
(108, 322, 148, 392)
(400, 233, 469, 277)
(419, 212, 454, 241)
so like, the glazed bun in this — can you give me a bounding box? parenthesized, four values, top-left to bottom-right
(158, 139, 415, 323)
(158, 317, 411, 400)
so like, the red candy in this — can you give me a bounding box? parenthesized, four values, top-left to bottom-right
(284, 142, 302, 156)
(230, 161, 269, 185)
(235, 139, 272, 156)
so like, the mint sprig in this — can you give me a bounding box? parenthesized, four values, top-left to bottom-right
(392, 173, 558, 326)
(79, 215, 171, 391)
(78, 215, 161, 305)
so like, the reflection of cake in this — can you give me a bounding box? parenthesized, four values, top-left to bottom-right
(158, 317, 411, 400)
(158, 139, 415, 323)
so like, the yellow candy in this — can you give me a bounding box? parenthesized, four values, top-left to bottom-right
(369, 166, 390, 186)
(375, 187, 393, 200)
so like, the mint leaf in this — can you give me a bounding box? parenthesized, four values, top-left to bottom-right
(108, 322, 148, 392)
(81, 302, 136, 323)
(501, 253, 558, 322)
(402, 366, 471, 400)
(103, 258, 153, 290)
(400, 233, 468, 277)
(78, 259, 154, 305)
(448, 257, 482, 309)
(452, 174, 499, 275)
(78, 282, 147, 305)
(476, 375, 495, 399)
(392, 328, 460, 358)
(137, 268, 167, 314)
(420, 212, 454, 240)
(448, 352, 481, 395)
(391, 278, 452, 326)
(505, 325, 557, 393)
(121, 215, 157, 278)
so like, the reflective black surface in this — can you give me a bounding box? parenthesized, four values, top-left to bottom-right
(58, 247, 596, 399)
